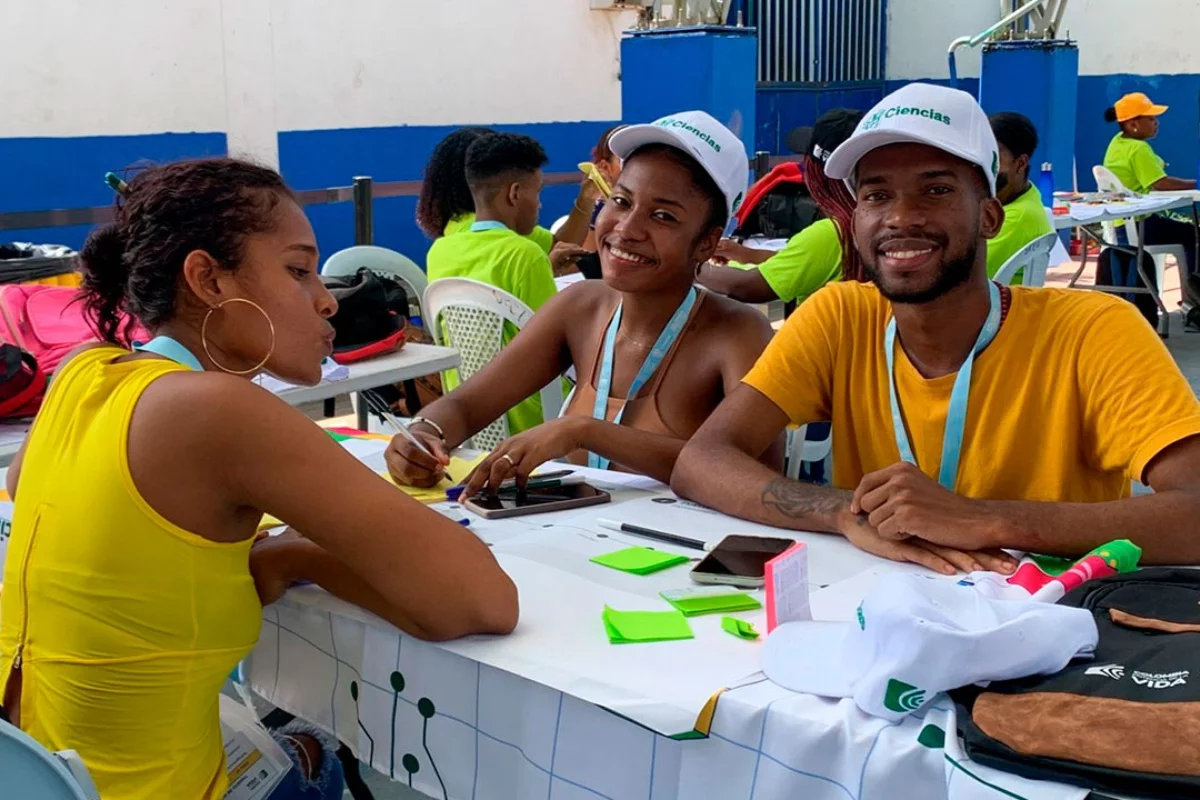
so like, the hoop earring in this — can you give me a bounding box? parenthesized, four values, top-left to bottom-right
(201, 297, 276, 376)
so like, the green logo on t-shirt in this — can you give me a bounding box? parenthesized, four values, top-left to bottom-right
(862, 106, 952, 131)
(883, 678, 926, 713)
(856, 603, 866, 630)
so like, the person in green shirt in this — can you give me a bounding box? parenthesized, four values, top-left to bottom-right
(425, 132, 559, 434)
(416, 127, 599, 273)
(986, 112, 1055, 280)
(697, 108, 864, 304)
(1102, 92, 1200, 325)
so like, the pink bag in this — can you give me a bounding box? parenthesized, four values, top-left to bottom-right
(0, 285, 148, 373)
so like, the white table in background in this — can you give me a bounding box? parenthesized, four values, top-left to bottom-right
(246, 441, 1087, 800)
(1055, 192, 1200, 337)
(0, 344, 461, 466)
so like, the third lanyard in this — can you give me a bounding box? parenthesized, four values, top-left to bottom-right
(884, 280, 1001, 490)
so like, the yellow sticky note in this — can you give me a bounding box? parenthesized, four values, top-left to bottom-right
(258, 514, 285, 532)
(380, 453, 489, 504)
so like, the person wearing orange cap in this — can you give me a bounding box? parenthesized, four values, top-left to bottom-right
(1103, 92, 1200, 328)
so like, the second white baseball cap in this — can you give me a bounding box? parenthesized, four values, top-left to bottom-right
(825, 82, 1001, 196)
(761, 571, 1098, 721)
(609, 111, 749, 224)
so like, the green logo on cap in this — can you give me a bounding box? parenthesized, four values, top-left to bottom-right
(861, 106, 952, 131)
(731, 191, 744, 215)
(856, 603, 866, 630)
(655, 118, 722, 153)
(883, 679, 926, 713)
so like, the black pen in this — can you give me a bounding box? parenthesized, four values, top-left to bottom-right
(595, 518, 706, 551)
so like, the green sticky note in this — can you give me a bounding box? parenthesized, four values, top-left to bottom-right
(602, 606, 694, 644)
(721, 616, 760, 640)
(326, 430, 354, 442)
(661, 591, 762, 617)
(591, 547, 690, 575)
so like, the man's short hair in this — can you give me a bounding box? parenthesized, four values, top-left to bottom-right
(989, 112, 1039, 159)
(464, 133, 549, 188)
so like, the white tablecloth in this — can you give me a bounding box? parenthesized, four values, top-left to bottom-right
(247, 441, 1088, 800)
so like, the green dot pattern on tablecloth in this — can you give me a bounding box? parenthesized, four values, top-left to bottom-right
(390, 671, 406, 692)
(418, 697, 436, 718)
(403, 753, 420, 774)
(350, 680, 359, 701)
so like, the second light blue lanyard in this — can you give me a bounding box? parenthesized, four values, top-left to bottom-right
(132, 335, 203, 371)
(589, 287, 697, 470)
(884, 280, 1001, 491)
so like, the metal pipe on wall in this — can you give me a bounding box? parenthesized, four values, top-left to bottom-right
(352, 176, 373, 246)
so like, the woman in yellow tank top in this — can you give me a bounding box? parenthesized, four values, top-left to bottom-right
(0, 158, 518, 799)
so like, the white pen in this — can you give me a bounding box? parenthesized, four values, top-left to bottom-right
(362, 393, 453, 481)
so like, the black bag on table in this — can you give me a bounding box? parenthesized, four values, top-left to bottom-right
(955, 568, 1200, 799)
(322, 268, 409, 364)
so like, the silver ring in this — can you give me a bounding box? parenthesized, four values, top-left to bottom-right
(500, 453, 516, 466)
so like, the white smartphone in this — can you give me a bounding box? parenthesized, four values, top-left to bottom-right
(690, 534, 797, 589)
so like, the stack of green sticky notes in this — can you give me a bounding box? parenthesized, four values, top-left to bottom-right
(590, 546, 690, 575)
(660, 590, 762, 617)
(602, 606, 694, 644)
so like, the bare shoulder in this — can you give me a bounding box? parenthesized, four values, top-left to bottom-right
(697, 289, 774, 340)
(543, 278, 618, 318)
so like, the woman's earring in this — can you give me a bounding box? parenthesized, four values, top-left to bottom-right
(201, 297, 276, 375)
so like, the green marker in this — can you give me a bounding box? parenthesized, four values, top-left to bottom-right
(104, 171, 130, 197)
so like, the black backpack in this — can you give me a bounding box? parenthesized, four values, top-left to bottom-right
(956, 568, 1200, 798)
(322, 268, 409, 363)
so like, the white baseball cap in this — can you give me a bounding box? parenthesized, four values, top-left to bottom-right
(608, 111, 749, 224)
(761, 572, 1098, 721)
(825, 83, 1001, 197)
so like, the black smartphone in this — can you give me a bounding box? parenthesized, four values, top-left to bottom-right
(462, 482, 611, 519)
(690, 534, 797, 589)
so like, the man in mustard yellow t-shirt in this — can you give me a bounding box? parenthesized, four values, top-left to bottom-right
(673, 83, 1200, 572)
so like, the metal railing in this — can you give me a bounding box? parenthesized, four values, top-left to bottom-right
(948, 0, 1069, 86)
(0, 170, 590, 242)
(753, 0, 886, 85)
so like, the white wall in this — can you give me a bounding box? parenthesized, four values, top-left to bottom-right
(1061, 0, 1200, 75)
(886, 0, 1200, 80)
(271, 0, 635, 130)
(0, 0, 635, 163)
(0, 0, 226, 137)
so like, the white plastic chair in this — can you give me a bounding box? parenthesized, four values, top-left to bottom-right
(992, 232, 1059, 287)
(1093, 165, 1187, 293)
(785, 424, 832, 481)
(0, 718, 100, 799)
(550, 215, 570, 236)
(423, 278, 564, 450)
(322, 245, 429, 325)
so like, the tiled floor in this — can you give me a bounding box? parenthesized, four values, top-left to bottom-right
(340, 262, 1200, 799)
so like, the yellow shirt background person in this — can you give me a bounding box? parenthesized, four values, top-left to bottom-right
(743, 281, 1200, 501)
(0, 348, 262, 800)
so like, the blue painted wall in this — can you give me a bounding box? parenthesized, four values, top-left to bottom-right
(278, 120, 617, 266)
(757, 73, 1199, 194)
(0, 132, 226, 249)
(1076, 73, 1200, 189)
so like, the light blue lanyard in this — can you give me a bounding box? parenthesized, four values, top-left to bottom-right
(884, 281, 1001, 491)
(469, 220, 508, 233)
(589, 287, 697, 470)
(132, 336, 203, 372)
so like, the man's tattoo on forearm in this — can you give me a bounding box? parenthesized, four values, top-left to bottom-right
(760, 477, 852, 520)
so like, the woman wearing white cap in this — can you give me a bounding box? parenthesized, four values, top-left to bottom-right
(386, 112, 783, 492)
